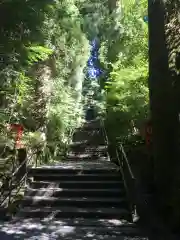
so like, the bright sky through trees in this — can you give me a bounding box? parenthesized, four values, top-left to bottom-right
(87, 40, 103, 79)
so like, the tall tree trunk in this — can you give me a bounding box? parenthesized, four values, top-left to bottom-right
(148, 0, 179, 208)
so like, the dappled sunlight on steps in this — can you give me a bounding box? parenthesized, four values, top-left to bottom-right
(32, 160, 116, 169)
(0, 119, 149, 239)
(0, 218, 148, 240)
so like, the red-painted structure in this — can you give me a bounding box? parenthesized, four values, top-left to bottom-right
(9, 124, 24, 149)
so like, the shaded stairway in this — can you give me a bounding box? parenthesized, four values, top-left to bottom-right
(0, 119, 149, 239)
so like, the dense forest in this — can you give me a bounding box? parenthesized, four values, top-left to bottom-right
(0, 0, 148, 160)
(1, 0, 180, 232)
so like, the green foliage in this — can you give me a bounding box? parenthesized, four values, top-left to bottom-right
(40, 0, 90, 158)
(0, 0, 90, 163)
(0, 0, 148, 163)
(25, 45, 53, 66)
(99, 0, 149, 142)
(106, 64, 149, 141)
(47, 78, 84, 148)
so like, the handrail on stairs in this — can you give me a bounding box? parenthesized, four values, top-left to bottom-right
(100, 117, 136, 214)
(0, 126, 74, 211)
(100, 118, 108, 145)
(100, 118, 110, 161)
(116, 144, 136, 214)
(0, 148, 37, 209)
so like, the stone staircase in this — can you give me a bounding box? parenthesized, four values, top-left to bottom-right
(18, 162, 130, 220)
(0, 119, 149, 239)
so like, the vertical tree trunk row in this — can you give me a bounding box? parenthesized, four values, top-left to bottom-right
(148, 0, 179, 214)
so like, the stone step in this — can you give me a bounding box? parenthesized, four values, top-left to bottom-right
(72, 131, 104, 142)
(45, 226, 144, 237)
(29, 180, 124, 189)
(29, 167, 119, 175)
(71, 139, 106, 145)
(72, 136, 104, 143)
(52, 219, 134, 228)
(73, 129, 102, 135)
(20, 196, 128, 208)
(69, 143, 107, 150)
(79, 120, 101, 130)
(31, 173, 121, 182)
(73, 126, 104, 133)
(25, 188, 125, 198)
(66, 156, 109, 161)
(17, 206, 131, 219)
(3, 218, 147, 240)
(68, 149, 107, 155)
(32, 160, 117, 169)
(11, 217, 134, 227)
(67, 151, 108, 158)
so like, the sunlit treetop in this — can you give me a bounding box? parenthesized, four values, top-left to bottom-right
(87, 39, 103, 79)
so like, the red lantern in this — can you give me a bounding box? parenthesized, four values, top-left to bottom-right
(9, 124, 24, 149)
